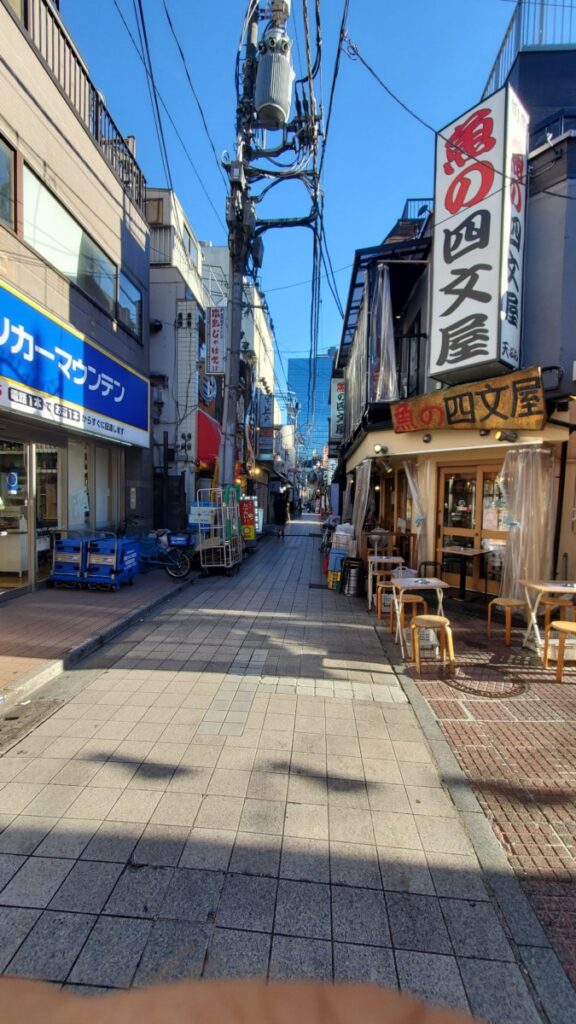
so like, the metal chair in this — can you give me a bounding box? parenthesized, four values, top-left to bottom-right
(418, 561, 443, 580)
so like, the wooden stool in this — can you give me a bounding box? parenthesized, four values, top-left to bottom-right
(486, 597, 527, 646)
(390, 594, 429, 635)
(411, 614, 455, 674)
(376, 581, 394, 620)
(540, 597, 575, 633)
(543, 620, 576, 682)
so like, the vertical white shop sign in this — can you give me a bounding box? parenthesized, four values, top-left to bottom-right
(430, 86, 528, 384)
(206, 307, 226, 374)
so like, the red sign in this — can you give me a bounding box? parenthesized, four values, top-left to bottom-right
(239, 498, 256, 541)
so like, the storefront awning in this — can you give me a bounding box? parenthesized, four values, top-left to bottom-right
(197, 409, 222, 471)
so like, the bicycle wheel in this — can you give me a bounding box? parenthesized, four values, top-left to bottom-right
(164, 547, 191, 579)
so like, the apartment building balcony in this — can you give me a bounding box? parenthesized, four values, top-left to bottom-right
(6, 0, 146, 210)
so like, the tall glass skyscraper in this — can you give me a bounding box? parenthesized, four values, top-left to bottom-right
(287, 354, 334, 462)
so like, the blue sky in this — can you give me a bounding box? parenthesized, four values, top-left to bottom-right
(60, 0, 515, 393)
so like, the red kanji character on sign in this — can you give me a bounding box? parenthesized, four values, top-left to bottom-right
(419, 404, 445, 428)
(445, 163, 495, 215)
(393, 403, 417, 432)
(443, 109, 497, 175)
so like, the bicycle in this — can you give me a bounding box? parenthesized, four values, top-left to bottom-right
(118, 516, 192, 580)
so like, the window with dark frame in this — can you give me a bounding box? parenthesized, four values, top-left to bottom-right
(23, 165, 116, 317)
(118, 270, 142, 339)
(0, 137, 15, 230)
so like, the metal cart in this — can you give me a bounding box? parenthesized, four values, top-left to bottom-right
(195, 487, 243, 575)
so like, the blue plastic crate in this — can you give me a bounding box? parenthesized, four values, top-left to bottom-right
(328, 549, 347, 573)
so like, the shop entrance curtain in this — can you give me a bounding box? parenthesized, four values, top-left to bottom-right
(498, 447, 555, 600)
(370, 265, 399, 403)
(351, 461, 372, 542)
(342, 475, 354, 523)
(403, 460, 429, 567)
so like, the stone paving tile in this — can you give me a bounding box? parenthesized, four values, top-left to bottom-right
(332, 885, 390, 947)
(440, 897, 514, 961)
(160, 867, 224, 924)
(415, 815, 474, 856)
(80, 821, 144, 863)
(229, 832, 282, 878)
(131, 824, 190, 867)
(104, 864, 173, 918)
(134, 920, 211, 984)
(0, 905, 42, 971)
(378, 847, 435, 896)
(49, 859, 124, 913)
(284, 801, 329, 841)
(330, 841, 382, 890)
(280, 836, 330, 884)
(386, 892, 452, 955)
(458, 958, 544, 1024)
(275, 879, 331, 940)
(395, 950, 470, 1013)
(0, 853, 26, 889)
(333, 942, 397, 986)
(216, 873, 277, 932)
(68, 916, 153, 988)
(268, 935, 332, 981)
(371, 810, 422, 850)
(0, 856, 74, 908)
(6, 909, 96, 981)
(426, 852, 489, 901)
(194, 795, 244, 831)
(203, 928, 271, 979)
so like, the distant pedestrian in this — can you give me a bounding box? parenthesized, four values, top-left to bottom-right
(273, 493, 288, 538)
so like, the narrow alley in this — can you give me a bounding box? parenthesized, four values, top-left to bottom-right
(0, 524, 573, 1022)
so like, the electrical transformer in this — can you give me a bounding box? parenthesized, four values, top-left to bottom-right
(255, 25, 295, 129)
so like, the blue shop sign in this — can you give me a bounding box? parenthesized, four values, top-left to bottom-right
(0, 278, 149, 446)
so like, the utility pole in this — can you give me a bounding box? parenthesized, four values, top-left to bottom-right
(220, 6, 259, 488)
(220, 0, 317, 487)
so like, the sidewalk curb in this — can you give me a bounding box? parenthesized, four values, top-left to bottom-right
(377, 634, 575, 1024)
(1, 574, 199, 709)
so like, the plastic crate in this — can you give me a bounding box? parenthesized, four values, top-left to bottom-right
(327, 571, 342, 591)
(50, 536, 87, 584)
(85, 538, 139, 589)
(328, 549, 347, 573)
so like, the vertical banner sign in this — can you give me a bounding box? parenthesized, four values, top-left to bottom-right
(500, 89, 529, 368)
(257, 391, 274, 459)
(239, 497, 256, 541)
(429, 86, 528, 384)
(206, 307, 226, 374)
(330, 379, 346, 440)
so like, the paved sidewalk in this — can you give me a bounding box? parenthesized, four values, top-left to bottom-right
(0, 524, 572, 1022)
(0, 571, 196, 694)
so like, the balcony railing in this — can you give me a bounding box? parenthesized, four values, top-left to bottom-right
(17, 0, 146, 211)
(483, 0, 576, 98)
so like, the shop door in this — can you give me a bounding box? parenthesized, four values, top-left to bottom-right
(0, 441, 29, 592)
(436, 464, 508, 596)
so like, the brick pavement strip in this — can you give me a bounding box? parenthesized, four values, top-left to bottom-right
(0, 526, 573, 1021)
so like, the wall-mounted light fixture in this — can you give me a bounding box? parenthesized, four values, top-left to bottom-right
(374, 484, 381, 492)
(495, 430, 518, 443)
(373, 444, 388, 455)
(422, 433, 432, 443)
(382, 459, 394, 475)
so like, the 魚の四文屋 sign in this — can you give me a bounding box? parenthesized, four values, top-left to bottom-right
(429, 86, 529, 384)
(391, 366, 545, 432)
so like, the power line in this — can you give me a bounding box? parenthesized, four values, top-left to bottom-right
(111, 0, 226, 232)
(344, 32, 576, 209)
(161, 0, 229, 190)
(133, 0, 173, 191)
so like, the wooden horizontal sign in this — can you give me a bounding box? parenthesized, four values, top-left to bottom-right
(391, 367, 546, 432)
